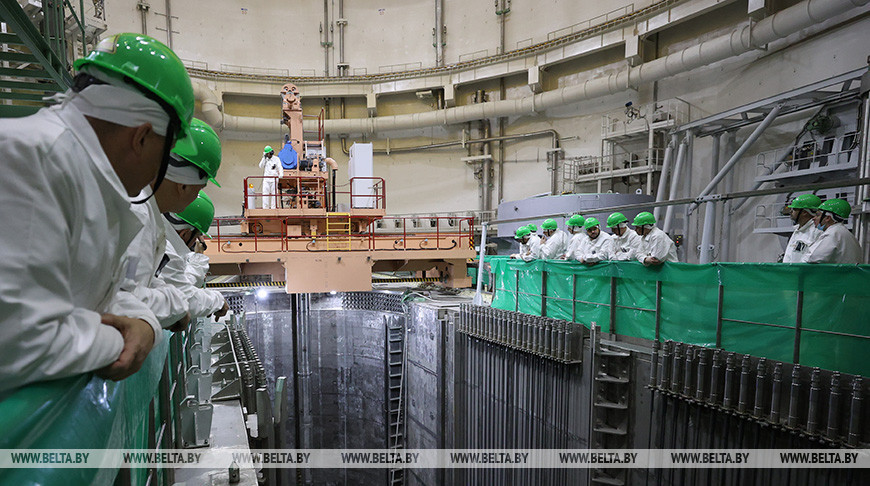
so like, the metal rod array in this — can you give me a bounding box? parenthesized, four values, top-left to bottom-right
(342, 291, 405, 313)
(455, 305, 584, 485)
(648, 339, 866, 485)
(457, 304, 584, 364)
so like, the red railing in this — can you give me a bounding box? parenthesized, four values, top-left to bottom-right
(209, 215, 475, 253)
(334, 177, 387, 210)
(302, 108, 325, 141)
(364, 216, 475, 251)
(243, 175, 386, 211)
(243, 175, 327, 211)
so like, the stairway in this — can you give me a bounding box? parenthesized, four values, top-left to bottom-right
(0, 0, 73, 117)
(589, 327, 632, 486)
(326, 212, 352, 251)
(385, 315, 406, 485)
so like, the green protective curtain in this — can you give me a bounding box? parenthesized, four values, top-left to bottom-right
(0, 330, 172, 486)
(491, 257, 870, 376)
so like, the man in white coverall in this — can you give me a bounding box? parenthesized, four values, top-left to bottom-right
(802, 199, 863, 264)
(163, 192, 230, 320)
(121, 118, 223, 331)
(633, 212, 678, 266)
(607, 212, 642, 261)
(259, 146, 283, 209)
(510, 226, 542, 261)
(782, 194, 822, 263)
(574, 217, 614, 264)
(0, 33, 197, 392)
(540, 218, 570, 259)
(559, 215, 587, 260)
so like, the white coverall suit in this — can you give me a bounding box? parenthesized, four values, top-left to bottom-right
(519, 234, 543, 262)
(610, 229, 642, 261)
(119, 197, 190, 329)
(259, 154, 283, 209)
(782, 220, 822, 263)
(636, 226, 679, 264)
(561, 233, 587, 259)
(801, 223, 863, 264)
(0, 103, 161, 392)
(161, 221, 226, 318)
(540, 229, 570, 260)
(574, 233, 615, 263)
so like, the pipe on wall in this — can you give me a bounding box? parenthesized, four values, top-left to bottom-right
(200, 0, 869, 137)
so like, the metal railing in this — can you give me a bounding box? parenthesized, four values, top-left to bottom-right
(364, 216, 475, 251)
(244, 175, 327, 211)
(210, 215, 474, 253)
(546, 4, 633, 41)
(183, 1, 687, 85)
(378, 61, 423, 73)
(561, 147, 665, 189)
(602, 98, 691, 139)
(243, 175, 385, 211)
(301, 108, 325, 141)
(219, 63, 289, 77)
(754, 187, 856, 232)
(756, 131, 860, 178)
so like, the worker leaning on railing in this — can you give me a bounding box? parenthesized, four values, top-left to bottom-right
(607, 212, 642, 261)
(512, 211, 677, 266)
(631, 212, 678, 266)
(119, 118, 223, 333)
(510, 226, 542, 261)
(802, 198, 863, 264)
(0, 33, 196, 392)
(540, 218, 569, 259)
(163, 192, 230, 322)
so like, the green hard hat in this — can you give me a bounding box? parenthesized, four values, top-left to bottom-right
(74, 33, 195, 153)
(176, 191, 215, 237)
(633, 211, 656, 226)
(515, 226, 531, 240)
(566, 215, 585, 227)
(264, 145, 273, 154)
(607, 212, 628, 228)
(787, 194, 822, 210)
(584, 217, 600, 229)
(527, 224, 537, 233)
(542, 218, 558, 230)
(171, 118, 222, 187)
(818, 198, 851, 219)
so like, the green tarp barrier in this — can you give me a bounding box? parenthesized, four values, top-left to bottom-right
(0, 330, 173, 486)
(489, 257, 870, 377)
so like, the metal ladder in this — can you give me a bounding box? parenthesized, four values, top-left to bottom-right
(589, 325, 632, 486)
(326, 212, 352, 250)
(385, 315, 406, 485)
(0, 0, 77, 117)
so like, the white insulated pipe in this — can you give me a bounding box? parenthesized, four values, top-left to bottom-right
(198, 0, 869, 136)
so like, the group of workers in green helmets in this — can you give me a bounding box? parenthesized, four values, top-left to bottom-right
(511, 211, 677, 266)
(511, 194, 862, 266)
(781, 195, 862, 264)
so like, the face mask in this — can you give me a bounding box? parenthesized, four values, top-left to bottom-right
(816, 223, 826, 232)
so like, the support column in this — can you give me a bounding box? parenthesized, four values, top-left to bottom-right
(699, 199, 717, 264)
(653, 134, 677, 222)
(663, 137, 687, 234)
(720, 131, 737, 262)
